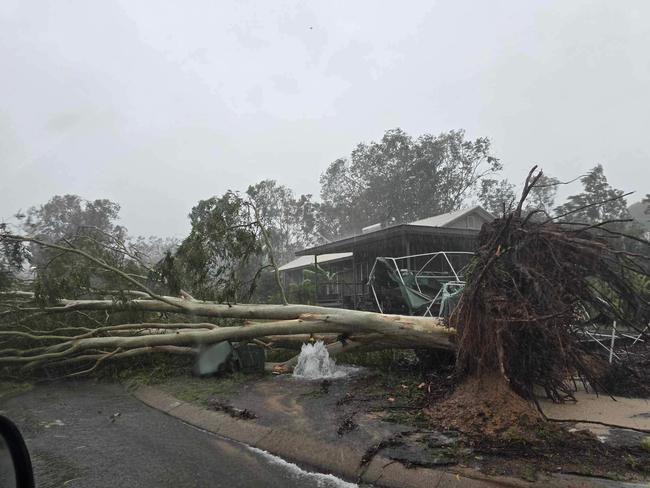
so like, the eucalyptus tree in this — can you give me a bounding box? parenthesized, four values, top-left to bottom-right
(245, 180, 318, 264)
(319, 128, 500, 238)
(14, 195, 143, 301)
(172, 181, 320, 304)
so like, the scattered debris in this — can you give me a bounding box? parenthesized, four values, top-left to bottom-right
(336, 413, 357, 437)
(597, 344, 650, 398)
(360, 434, 405, 467)
(207, 397, 256, 420)
(336, 392, 355, 406)
(320, 379, 331, 394)
(272, 364, 290, 375)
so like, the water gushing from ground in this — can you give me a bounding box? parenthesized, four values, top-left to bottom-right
(292, 341, 356, 379)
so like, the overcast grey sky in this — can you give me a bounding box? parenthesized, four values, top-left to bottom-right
(1, 0, 649, 237)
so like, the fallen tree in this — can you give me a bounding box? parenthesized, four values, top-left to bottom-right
(0, 225, 457, 376)
(0, 289, 454, 374)
(1, 168, 649, 431)
(430, 167, 650, 434)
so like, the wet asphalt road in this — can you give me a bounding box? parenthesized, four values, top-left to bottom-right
(0, 381, 357, 488)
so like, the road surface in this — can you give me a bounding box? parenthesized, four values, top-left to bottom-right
(0, 381, 360, 488)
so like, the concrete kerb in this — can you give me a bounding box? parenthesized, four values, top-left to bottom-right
(133, 386, 183, 413)
(132, 386, 645, 488)
(132, 386, 491, 487)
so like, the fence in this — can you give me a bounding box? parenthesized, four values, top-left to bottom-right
(580, 321, 648, 363)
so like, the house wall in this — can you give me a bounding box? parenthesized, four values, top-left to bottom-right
(282, 228, 482, 309)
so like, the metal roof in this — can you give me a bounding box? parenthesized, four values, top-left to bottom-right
(408, 205, 493, 228)
(295, 206, 493, 256)
(277, 252, 353, 271)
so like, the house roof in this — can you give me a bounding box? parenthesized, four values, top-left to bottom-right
(278, 252, 353, 272)
(295, 205, 493, 256)
(408, 205, 494, 228)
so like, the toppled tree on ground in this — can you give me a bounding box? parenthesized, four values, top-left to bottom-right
(431, 168, 650, 434)
(1, 168, 648, 438)
(0, 228, 454, 374)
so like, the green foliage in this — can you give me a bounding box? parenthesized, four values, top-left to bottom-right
(552, 166, 649, 257)
(0, 381, 33, 401)
(641, 437, 650, 453)
(22, 195, 124, 240)
(130, 235, 180, 266)
(555, 165, 630, 224)
(157, 373, 252, 406)
(245, 180, 318, 263)
(479, 173, 560, 217)
(175, 191, 264, 302)
(16, 195, 146, 301)
(249, 263, 334, 305)
(0, 223, 29, 290)
(118, 361, 253, 407)
(478, 179, 517, 216)
(337, 349, 418, 372)
(525, 174, 561, 215)
(285, 281, 315, 304)
(281, 264, 338, 304)
(319, 128, 500, 237)
(153, 251, 183, 296)
(175, 182, 318, 303)
(629, 199, 650, 234)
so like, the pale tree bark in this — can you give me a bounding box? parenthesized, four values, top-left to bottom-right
(0, 295, 455, 373)
(0, 233, 455, 375)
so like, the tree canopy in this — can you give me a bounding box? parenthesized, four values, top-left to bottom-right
(245, 180, 318, 263)
(478, 174, 560, 217)
(2, 131, 643, 306)
(554, 165, 630, 224)
(174, 191, 263, 302)
(172, 181, 313, 303)
(319, 128, 500, 237)
(14, 195, 137, 301)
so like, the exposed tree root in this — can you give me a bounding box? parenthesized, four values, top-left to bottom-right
(451, 167, 650, 403)
(427, 374, 542, 437)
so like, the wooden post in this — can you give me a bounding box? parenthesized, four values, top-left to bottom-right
(401, 230, 412, 270)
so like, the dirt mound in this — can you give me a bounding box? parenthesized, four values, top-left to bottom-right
(426, 374, 541, 437)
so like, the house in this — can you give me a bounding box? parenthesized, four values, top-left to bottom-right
(279, 205, 494, 309)
(278, 252, 353, 291)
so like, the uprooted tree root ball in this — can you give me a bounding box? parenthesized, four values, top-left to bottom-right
(427, 374, 542, 437)
(451, 169, 649, 401)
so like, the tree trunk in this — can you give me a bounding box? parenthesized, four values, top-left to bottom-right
(0, 296, 455, 371)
